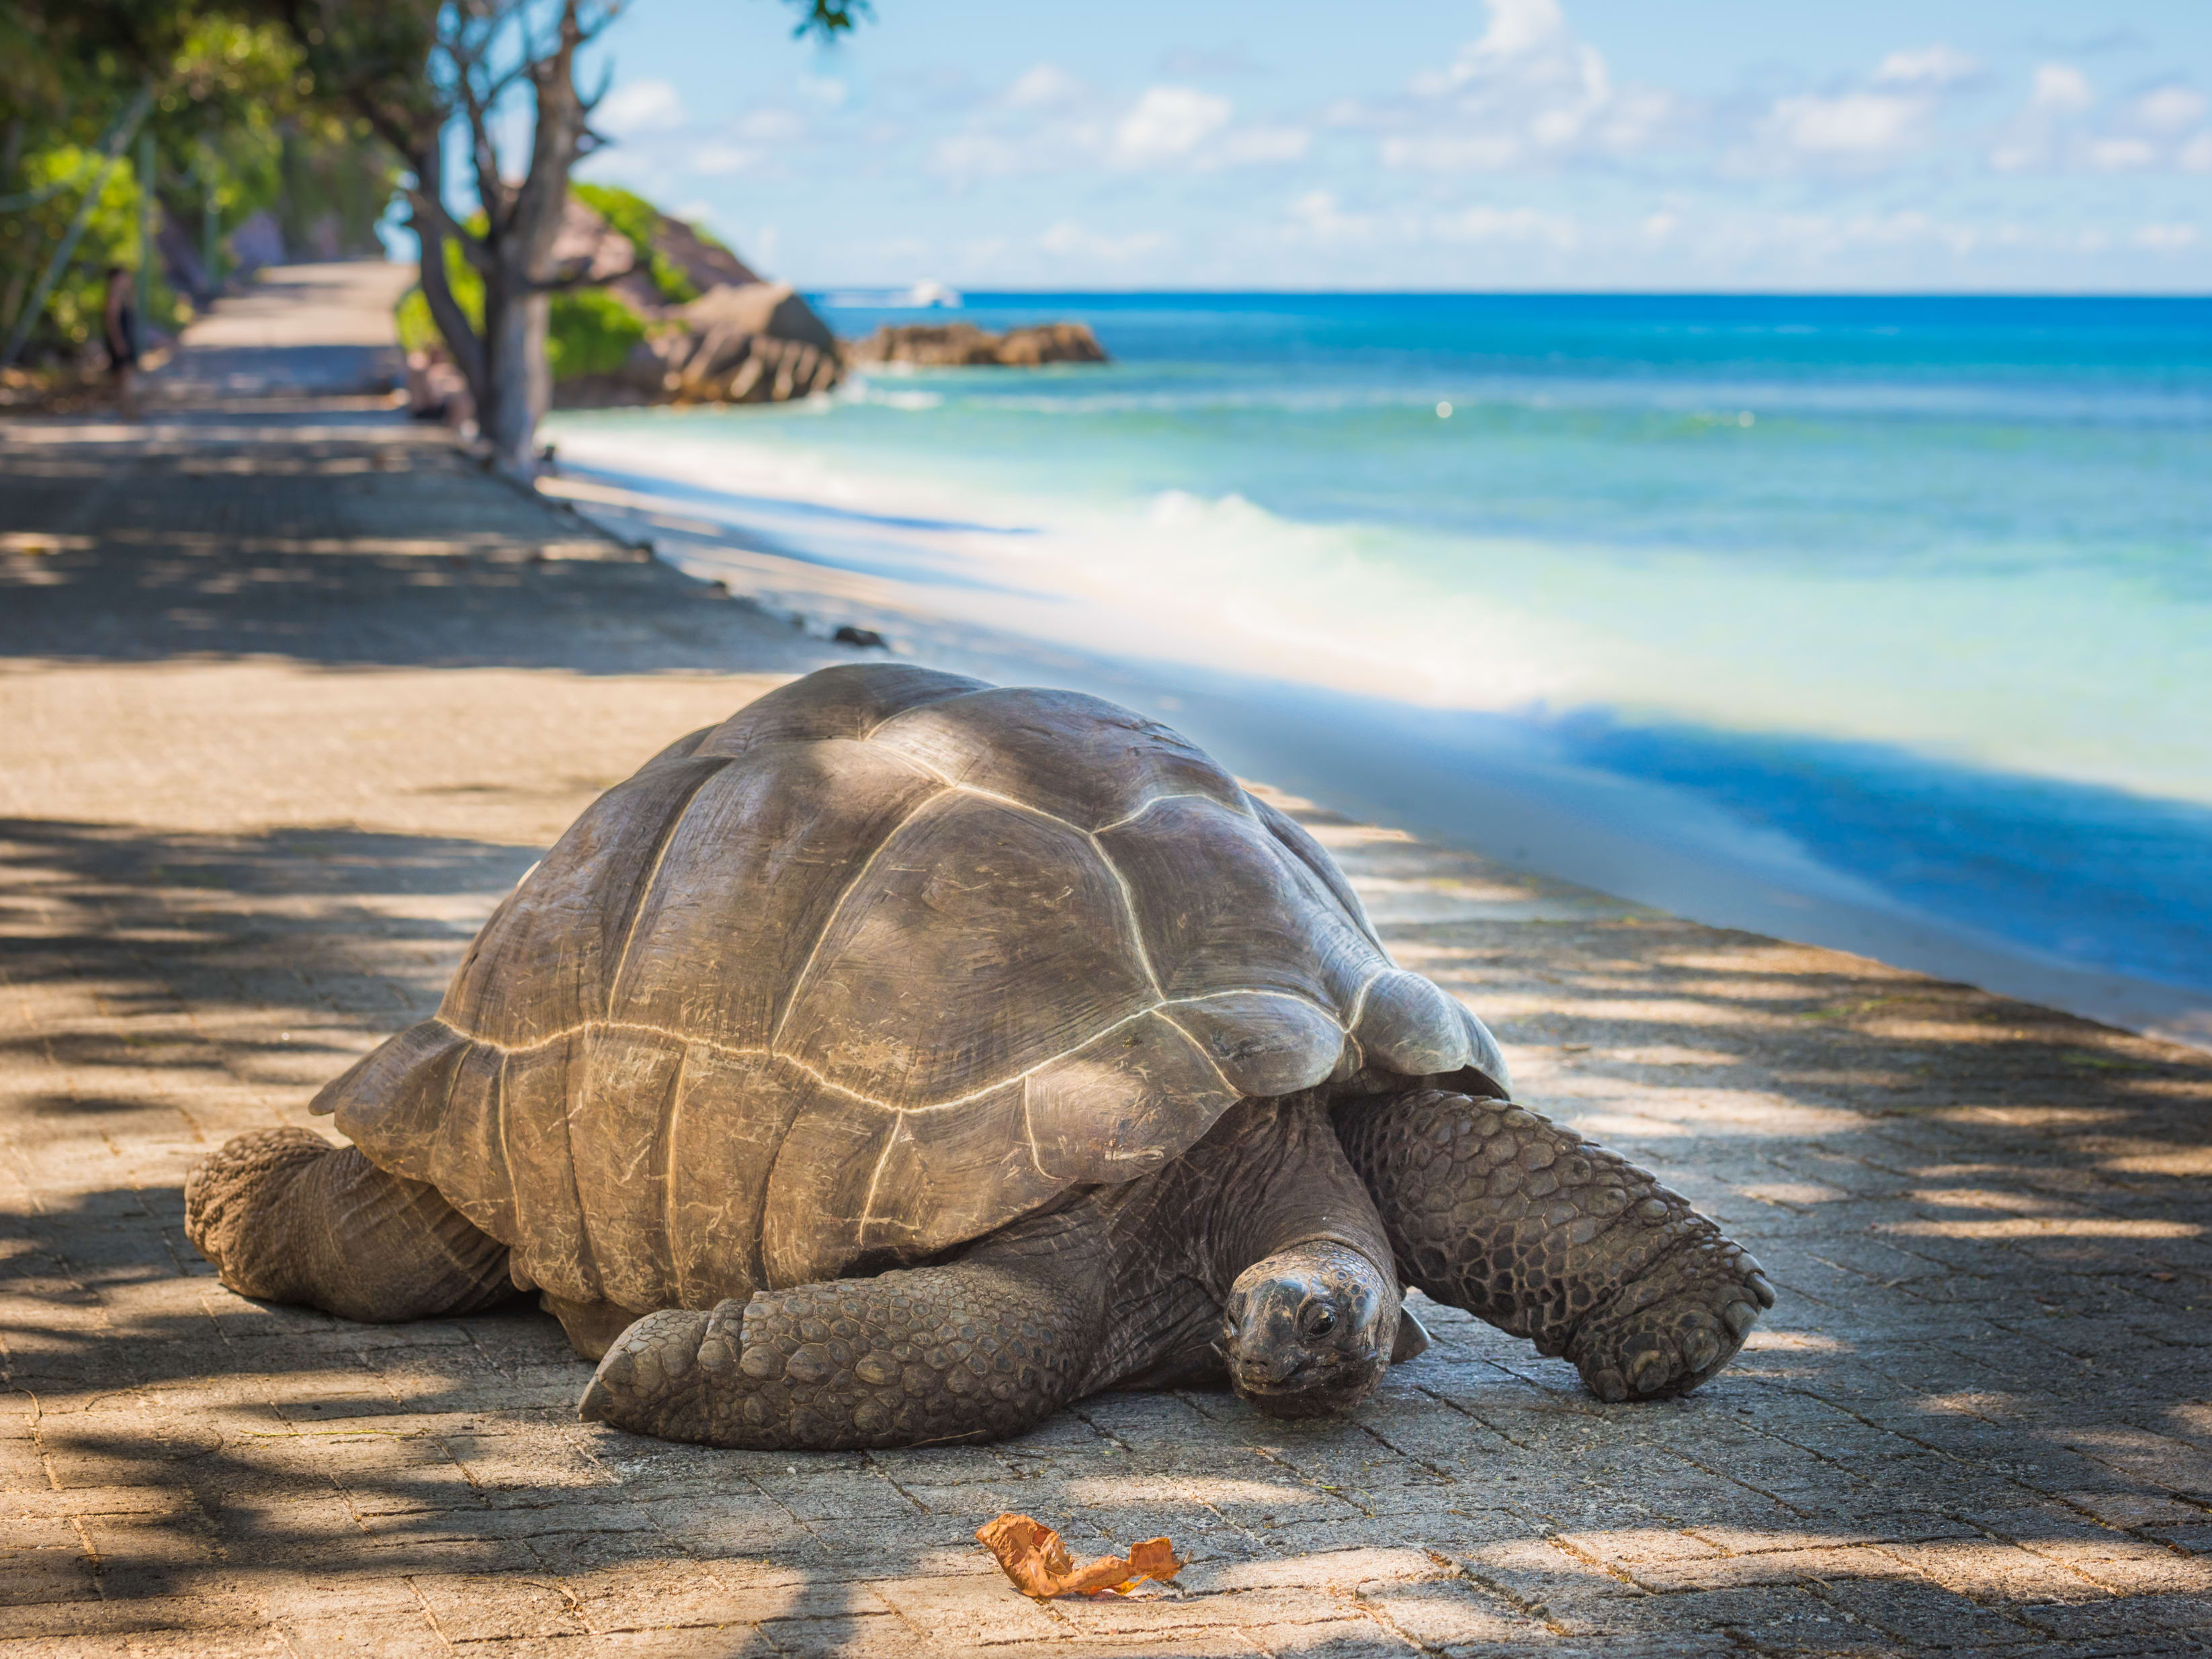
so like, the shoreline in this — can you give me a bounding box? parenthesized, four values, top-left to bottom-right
(541, 452, 2212, 1058)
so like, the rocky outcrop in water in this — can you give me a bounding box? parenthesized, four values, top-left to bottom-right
(845, 321, 1108, 368)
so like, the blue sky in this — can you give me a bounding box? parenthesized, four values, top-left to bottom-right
(563, 0, 2212, 291)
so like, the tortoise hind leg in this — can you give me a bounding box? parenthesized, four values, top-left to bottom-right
(185, 1128, 513, 1322)
(1335, 1089, 1776, 1402)
(579, 1251, 1105, 1450)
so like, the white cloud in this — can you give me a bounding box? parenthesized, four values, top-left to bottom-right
(2031, 65, 2094, 113)
(2133, 222, 2199, 249)
(1434, 205, 1576, 246)
(1769, 209, 1986, 261)
(1365, 0, 1678, 173)
(1430, 0, 1570, 76)
(599, 79, 688, 136)
(1113, 86, 1232, 165)
(929, 133, 1027, 179)
(1762, 91, 1926, 155)
(1286, 189, 1375, 247)
(2088, 137, 2158, 171)
(690, 144, 761, 176)
(1218, 125, 1310, 164)
(1381, 135, 1521, 172)
(736, 109, 805, 142)
(1037, 220, 1171, 263)
(1990, 64, 2211, 175)
(1874, 45, 1982, 87)
(796, 75, 847, 108)
(1007, 63, 1084, 109)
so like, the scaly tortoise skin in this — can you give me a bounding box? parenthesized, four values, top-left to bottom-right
(185, 665, 1775, 1447)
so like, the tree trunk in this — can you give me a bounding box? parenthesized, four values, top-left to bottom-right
(477, 267, 550, 475)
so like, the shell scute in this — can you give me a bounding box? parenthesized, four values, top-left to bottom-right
(667, 1048, 812, 1306)
(757, 1080, 899, 1287)
(566, 1030, 688, 1314)
(1098, 795, 1383, 1009)
(1355, 970, 1475, 1078)
(606, 738, 943, 1046)
(869, 686, 1245, 831)
(439, 755, 728, 1048)
(319, 1019, 466, 1162)
(1163, 991, 1347, 1099)
(775, 792, 1154, 1107)
(695, 663, 985, 757)
(427, 1039, 512, 1245)
(499, 1032, 595, 1303)
(1021, 1010, 1239, 1183)
(1250, 792, 1384, 949)
(846, 1084, 1062, 1272)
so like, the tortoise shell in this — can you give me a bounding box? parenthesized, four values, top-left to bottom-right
(314, 665, 1506, 1312)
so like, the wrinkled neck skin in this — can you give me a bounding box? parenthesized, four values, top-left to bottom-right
(1070, 1093, 1399, 1394)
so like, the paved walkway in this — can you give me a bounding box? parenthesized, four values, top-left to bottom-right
(3, 263, 2210, 1657)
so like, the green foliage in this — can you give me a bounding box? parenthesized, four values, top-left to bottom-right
(3, 141, 175, 353)
(1, 3, 398, 361)
(791, 1, 871, 41)
(548, 286, 646, 379)
(571, 182, 697, 306)
(396, 232, 644, 383)
(393, 235, 477, 354)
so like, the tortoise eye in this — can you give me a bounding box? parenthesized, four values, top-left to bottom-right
(1301, 1303, 1338, 1339)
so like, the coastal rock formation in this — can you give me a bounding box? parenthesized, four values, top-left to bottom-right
(535, 190, 839, 409)
(613, 283, 842, 405)
(845, 321, 1108, 368)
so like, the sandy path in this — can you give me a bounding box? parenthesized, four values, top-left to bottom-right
(1, 263, 2208, 1656)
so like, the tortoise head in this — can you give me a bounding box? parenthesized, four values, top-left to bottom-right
(1222, 1241, 1395, 1420)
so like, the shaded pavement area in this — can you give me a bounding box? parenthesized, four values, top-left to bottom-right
(2, 262, 2210, 1656)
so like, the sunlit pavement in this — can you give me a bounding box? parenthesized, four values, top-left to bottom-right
(3, 266, 2210, 1656)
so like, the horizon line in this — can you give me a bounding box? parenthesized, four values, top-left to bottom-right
(798, 284, 2212, 302)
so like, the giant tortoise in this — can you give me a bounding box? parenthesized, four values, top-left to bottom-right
(186, 665, 1774, 1447)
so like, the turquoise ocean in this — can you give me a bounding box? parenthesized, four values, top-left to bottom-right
(544, 292, 2212, 1046)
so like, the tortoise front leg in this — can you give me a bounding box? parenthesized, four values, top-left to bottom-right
(578, 1254, 1105, 1449)
(1334, 1088, 1775, 1402)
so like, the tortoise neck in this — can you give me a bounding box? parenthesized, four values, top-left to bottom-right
(1190, 1095, 1396, 1292)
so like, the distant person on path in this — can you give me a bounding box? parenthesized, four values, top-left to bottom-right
(102, 265, 138, 418)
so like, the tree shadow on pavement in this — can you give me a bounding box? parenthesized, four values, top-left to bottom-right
(5, 777, 2212, 1649)
(0, 430, 832, 679)
(5, 888, 2211, 1650)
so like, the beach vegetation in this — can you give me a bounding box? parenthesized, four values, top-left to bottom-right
(572, 182, 714, 306)
(1, 3, 396, 371)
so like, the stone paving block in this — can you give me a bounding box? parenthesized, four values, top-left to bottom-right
(2010, 1590, 2212, 1643)
(1631, 1584, 1890, 1649)
(559, 1560, 764, 1634)
(0, 1544, 100, 1611)
(411, 1573, 589, 1642)
(867, 1570, 1070, 1647)
(748, 1613, 918, 1657)
(1354, 1574, 1548, 1649)
(1809, 1576, 2047, 1649)
(271, 1613, 452, 1657)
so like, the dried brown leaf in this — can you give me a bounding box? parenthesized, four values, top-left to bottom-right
(974, 1511, 1183, 1599)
